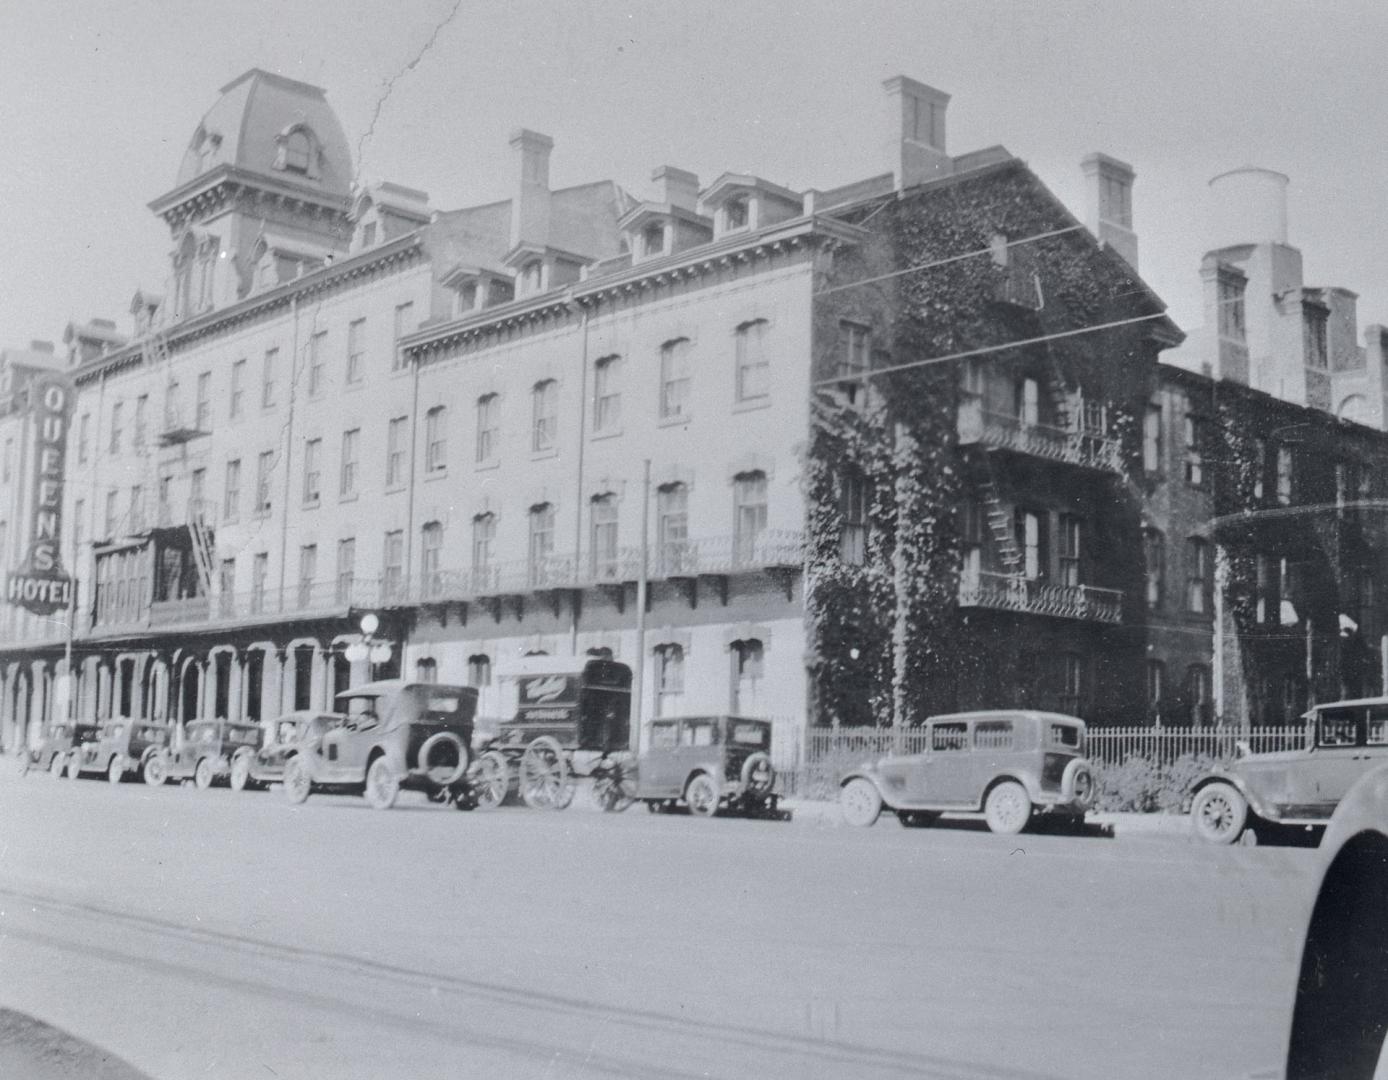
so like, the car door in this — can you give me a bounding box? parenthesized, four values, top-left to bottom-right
(640, 721, 681, 797)
(913, 721, 977, 806)
(1295, 707, 1367, 814)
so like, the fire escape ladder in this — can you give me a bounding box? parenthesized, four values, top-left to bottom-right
(188, 501, 216, 599)
(978, 464, 1024, 575)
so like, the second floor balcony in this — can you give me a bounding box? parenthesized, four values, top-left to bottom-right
(957, 394, 1121, 474)
(958, 568, 1123, 624)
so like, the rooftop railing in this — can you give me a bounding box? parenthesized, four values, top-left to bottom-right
(958, 569, 1122, 624)
(957, 395, 1122, 473)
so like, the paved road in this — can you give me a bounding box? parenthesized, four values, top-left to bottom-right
(0, 770, 1317, 1079)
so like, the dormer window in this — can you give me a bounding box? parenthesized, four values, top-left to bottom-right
(521, 260, 543, 295)
(725, 196, 749, 231)
(456, 281, 478, 315)
(488, 279, 515, 306)
(284, 130, 311, 174)
(642, 222, 666, 257)
(361, 222, 377, 248)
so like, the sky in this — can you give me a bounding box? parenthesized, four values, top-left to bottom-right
(3, 0, 1387, 352)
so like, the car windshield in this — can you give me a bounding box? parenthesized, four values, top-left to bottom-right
(1317, 708, 1360, 747)
(226, 727, 258, 745)
(729, 722, 769, 748)
(277, 721, 300, 743)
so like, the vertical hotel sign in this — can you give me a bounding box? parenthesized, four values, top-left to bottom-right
(6, 373, 75, 616)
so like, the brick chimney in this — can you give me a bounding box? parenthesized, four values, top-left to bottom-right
(883, 76, 951, 191)
(509, 129, 553, 250)
(652, 166, 699, 212)
(1081, 153, 1138, 271)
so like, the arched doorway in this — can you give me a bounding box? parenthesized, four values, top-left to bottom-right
(293, 644, 315, 711)
(179, 660, 201, 722)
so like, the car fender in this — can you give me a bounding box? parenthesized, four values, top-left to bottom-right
(1189, 768, 1276, 821)
(839, 769, 895, 809)
(981, 769, 1038, 809)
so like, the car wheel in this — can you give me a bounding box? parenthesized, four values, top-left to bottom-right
(472, 751, 510, 811)
(1191, 782, 1248, 844)
(840, 777, 883, 827)
(193, 758, 216, 790)
(519, 737, 571, 811)
(283, 756, 311, 804)
(229, 753, 252, 792)
(49, 754, 66, 778)
(142, 754, 167, 787)
(593, 757, 637, 813)
(984, 781, 1032, 835)
(685, 773, 720, 818)
(107, 757, 125, 785)
(66, 755, 83, 780)
(364, 757, 399, 810)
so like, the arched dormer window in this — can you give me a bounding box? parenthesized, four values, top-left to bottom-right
(274, 125, 318, 178)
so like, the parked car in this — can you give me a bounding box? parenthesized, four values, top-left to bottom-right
(838, 710, 1096, 834)
(1189, 697, 1388, 845)
(1283, 763, 1388, 1078)
(635, 715, 784, 818)
(66, 719, 172, 784)
(230, 712, 344, 791)
(21, 722, 92, 777)
(282, 681, 478, 810)
(144, 719, 263, 788)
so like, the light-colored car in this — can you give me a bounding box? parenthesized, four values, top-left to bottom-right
(635, 715, 783, 818)
(838, 710, 1096, 834)
(1283, 762, 1388, 1078)
(1189, 697, 1388, 845)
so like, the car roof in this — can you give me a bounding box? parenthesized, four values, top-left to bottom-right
(649, 714, 768, 724)
(1304, 697, 1388, 716)
(925, 709, 1086, 726)
(334, 680, 472, 701)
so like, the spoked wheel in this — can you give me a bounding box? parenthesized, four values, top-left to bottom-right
(282, 756, 311, 804)
(984, 781, 1033, 835)
(229, 753, 252, 792)
(142, 754, 168, 787)
(1190, 782, 1248, 845)
(49, 754, 67, 778)
(66, 755, 83, 780)
(684, 773, 720, 818)
(364, 756, 399, 811)
(519, 737, 573, 811)
(840, 777, 883, 827)
(193, 757, 216, 790)
(107, 756, 125, 785)
(472, 751, 511, 811)
(592, 756, 637, 813)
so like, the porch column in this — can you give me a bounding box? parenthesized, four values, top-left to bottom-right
(262, 647, 286, 722)
(228, 650, 243, 723)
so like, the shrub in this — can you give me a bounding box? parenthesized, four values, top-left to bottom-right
(1094, 752, 1218, 814)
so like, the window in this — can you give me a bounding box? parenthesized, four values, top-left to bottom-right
(297, 544, 317, 609)
(733, 471, 768, 566)
(1016, 377, 1040, 427)
(165, 378, 181, 429)
(224, 459, 241, 522)
(735, 319, 770, 402)
(190, 467, 206, 511)
(1146, 660, 1166, 719)
(659, 338, 691, 420)
(1217, 274, 1246, 343)
(1016, 509, 1047, 580)
(1142, 404, 1162, 472)
(839, 469, 868, 565)
(467, 654, 492, 687)
(476, 394, 498, 462)
(308, 333, 326, 396)
(415, 658, 438, 684)
(1276, 445, 1294, 506)
(196, 372, 211, 430)
(128, 485, 144, 533)
(730, 639, 764, 713)
(335, 538, 356, 604)
(383, 530, 404, 601)
(1252, 438, 1267, 502)
(109, 402, 123, 454)
(1254, 554, 1272, 624)
(250, 553, 269, 614)
(386, 416, 408, 487)
(1143, 529, 1165, 609)
(262, 348, 278, 408)
(105, 490, 118, 537)
(425, 406, 447, 472)
(1186, 537, 1210, 614)
(837, 322, 870, 383)
(959, 502, 983, 587)
(1059, 653, 1083, 715)
(528, 504, 555, 585)
(340, 428, 359, 497)
(594, 355, 621, 433)
(657, 483, 690, 574)
(346, 318, 366, 384)
(283, 129, 311, 174)
(78, 414, 89, 464)
(134, 396, 148, 449)
(642, 222, 665, 256)
(521, 260, 542, 294)
(1305, 307, 1328, 369)
(255, 450, 274, 516)
(230, 359, 246, 417)
(1186, 665, 1211, 725)
(654, 643, 685, 717)
(591, 495, 619, 580)
(725, 196, 749, 231)
(931, 723, 968, 751)
(1184, 414, 1205, 487)
(420, 522, 443, 598)
(392, 302, 414, 371)
(532, 380, 557, 452)
(303, 438, 321, 505)
(1058, 515, 1081, 587)
(472, 514, 497, 587)
(361, 222, 377, 248)
(218, 558, 235, 614)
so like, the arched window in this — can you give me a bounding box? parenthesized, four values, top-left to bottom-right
(839, 468, 867, 565)
(420, 522, 443, 598)
(657, 483, 689, 574)
(283, 129, 312, 174)
(654, 643, 685, 718)
(472, 513, 497, 589)
(466, 654, 491, 687)
(734, 319, 769, 402)
(528, 504, 555, 586)
(1186, 665, 1211, 726)
(730, 639, 764, 713)
(476, 393, 499, 463)
(733, 471, 768, 566)
(425, 406, 447, 472)
(532, 380, 557, 452)
(1186, 537, 1210, 613)
(590, 494, 619, 580)
(593, 355, 621, 433)
(415, 658, 438, 684)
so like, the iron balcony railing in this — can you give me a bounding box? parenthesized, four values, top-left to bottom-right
(958, 569, 1123, 624)
(956, 395, 1122, 473)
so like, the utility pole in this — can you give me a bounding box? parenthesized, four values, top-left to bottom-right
(631, 459, 650, 756)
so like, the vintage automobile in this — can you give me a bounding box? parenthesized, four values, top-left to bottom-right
(282, 681, 478, 810)
(229, 711, 344, 792)
(635, 715, 782, 818)
(66, 718, 172, 784)
(21, 721, 91, 777)
(144, 719, 263, 788)
(1283, 762, 1388, 1078)
(1188, 696, 1388, 845)
(470, 657, 633, 811)
(838, 710, 1096, 834)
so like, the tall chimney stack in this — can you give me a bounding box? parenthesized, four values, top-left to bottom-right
(509, 129, 553, 250)
(882, 76, 952, 191)
(1081, 153, 1138, 271)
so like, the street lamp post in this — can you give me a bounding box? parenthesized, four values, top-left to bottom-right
(343, 613, 392, 683)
